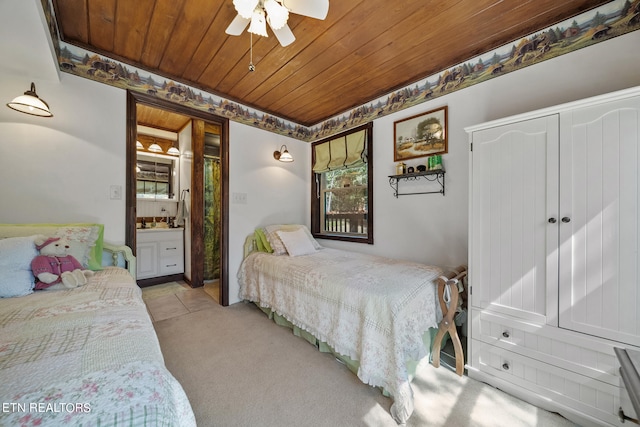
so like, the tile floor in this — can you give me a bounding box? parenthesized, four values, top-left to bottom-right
(143, 281, 219, 322)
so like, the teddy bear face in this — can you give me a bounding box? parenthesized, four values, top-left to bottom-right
(34, 236, 73, 257)
(40, 240, 70, 256)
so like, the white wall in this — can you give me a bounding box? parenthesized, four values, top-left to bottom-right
(319, 30, 640, 275)
(228, 121, 310, 302)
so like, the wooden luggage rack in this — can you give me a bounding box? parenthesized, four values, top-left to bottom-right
(432, 265, 468, 376)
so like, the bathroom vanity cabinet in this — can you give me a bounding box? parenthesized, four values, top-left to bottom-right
(136, 228, 184, 280)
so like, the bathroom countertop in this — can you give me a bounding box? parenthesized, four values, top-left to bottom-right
(137, 226, 184, 232)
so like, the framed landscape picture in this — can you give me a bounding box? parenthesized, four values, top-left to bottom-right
(393, 106, 448, 161)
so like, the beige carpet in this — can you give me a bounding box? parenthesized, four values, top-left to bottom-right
(153, 302, 577, 427)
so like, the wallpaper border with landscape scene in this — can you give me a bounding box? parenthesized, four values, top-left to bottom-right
(40, 0, 640, 142)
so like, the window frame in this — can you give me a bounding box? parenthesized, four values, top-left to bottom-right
(311, 122, 374, 244)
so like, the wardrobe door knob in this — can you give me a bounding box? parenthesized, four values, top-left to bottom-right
(562, 217, 571, 223)
(502, 363, 510, 371)
(548, 218, 557, 224)
(502, 331, 510, 338)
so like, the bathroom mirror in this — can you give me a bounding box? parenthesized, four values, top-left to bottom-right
(136, 129, 180, 201)
(136, 152, 179, 200)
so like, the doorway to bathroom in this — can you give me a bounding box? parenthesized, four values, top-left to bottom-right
(125, 90, 230, 306)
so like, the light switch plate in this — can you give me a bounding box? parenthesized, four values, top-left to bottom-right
(110, 185, 122, 200)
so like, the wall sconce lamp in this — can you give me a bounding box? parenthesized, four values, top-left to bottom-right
(273, 145, 293, 162)
(6, 82, 53, 117)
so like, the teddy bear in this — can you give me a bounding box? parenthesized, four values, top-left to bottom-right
(31, 235, 94, 290)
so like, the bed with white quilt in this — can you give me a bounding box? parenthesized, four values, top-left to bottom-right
(0, 223, 195, 427)
(237, 224, 465, 424)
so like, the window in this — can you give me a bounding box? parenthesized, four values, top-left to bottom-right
(311, 123, 373, 244)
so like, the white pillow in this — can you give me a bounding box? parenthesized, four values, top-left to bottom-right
(264, 224, 322, 255)
(276, 228, 318, 257)
(0, 236, 38, 298)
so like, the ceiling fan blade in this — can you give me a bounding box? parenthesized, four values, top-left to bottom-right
(271, 22, 295, 47)
(225, 14, 250, 36)
(281, 0, 329, 20)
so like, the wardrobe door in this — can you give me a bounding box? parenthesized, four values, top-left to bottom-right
(559, 96, 640, 345)
(471, 114, 559, 324)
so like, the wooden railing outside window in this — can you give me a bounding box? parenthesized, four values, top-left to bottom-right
(324, 212, 368, 235)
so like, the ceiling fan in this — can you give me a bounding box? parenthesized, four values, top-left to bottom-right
(225, 0, 329, 47)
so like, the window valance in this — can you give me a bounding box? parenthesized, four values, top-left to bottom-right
(312, 129, 367, 173)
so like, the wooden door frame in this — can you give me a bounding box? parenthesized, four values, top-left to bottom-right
(126, 91, 230, 306)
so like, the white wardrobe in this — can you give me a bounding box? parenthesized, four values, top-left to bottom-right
(466, 86, 640, 427)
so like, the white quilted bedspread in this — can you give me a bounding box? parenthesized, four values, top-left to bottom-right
(238, 248, 443, 424)
(0, 267, 195, 427)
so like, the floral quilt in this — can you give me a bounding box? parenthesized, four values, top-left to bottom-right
(0, 267, 195, 426)
(238, 248, 443, 424)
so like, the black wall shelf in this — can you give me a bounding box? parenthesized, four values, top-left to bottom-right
(388, 169, 445, 197)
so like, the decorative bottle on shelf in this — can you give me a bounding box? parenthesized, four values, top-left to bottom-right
(396, 162, 406, 175)
(428, 155, 443, 170)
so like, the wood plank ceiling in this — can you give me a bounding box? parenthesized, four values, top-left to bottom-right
(53, 0, 611, 128)
(137, 103, 191, 134)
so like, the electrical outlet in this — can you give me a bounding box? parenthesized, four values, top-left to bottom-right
(232, 192, 247, 204)
(110, 185, 122, 200)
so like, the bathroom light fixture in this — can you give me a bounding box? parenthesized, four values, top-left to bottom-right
(136, 140, 144, 149)
(6, 82, 53, 117)
(148, 140, 163, 153)
(167, 146, 180, 156)
(273, 144, 293, 162)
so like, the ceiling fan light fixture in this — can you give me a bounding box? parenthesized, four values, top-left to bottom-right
(233, 0, 259, 19)
(264, 0, 289, 30)
(248, 9, 269, 37)
(226, 0, 328, 47)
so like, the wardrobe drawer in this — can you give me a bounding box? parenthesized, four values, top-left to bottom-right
(472, 309, 623, 386)
(472, 339, 626, 426)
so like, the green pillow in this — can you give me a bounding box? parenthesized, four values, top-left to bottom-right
(254, 230, 266, 252)
(255, 228, 273, 253)
(88, 225, 105, 270)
